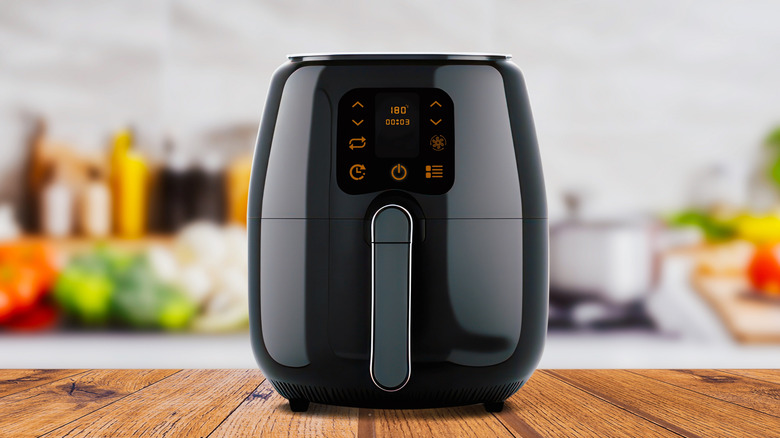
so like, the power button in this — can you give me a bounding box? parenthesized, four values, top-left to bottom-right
(390, 164, 407, 181)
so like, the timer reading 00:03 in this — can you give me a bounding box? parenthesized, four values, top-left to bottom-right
(385, 118, 410, 126)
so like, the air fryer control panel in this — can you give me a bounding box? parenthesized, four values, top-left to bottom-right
(337, 88, 454, 195)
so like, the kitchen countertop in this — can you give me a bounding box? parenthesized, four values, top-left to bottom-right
(3, 332, 780, 369)
(1, 369, 777, 437)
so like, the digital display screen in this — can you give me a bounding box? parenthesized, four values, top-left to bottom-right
(374, 92, 419, 158)
(337, 87, 454, 195)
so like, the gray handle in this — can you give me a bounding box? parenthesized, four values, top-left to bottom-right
(370, 205, 413, 391)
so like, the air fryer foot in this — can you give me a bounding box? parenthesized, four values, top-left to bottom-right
(289, 398, 310, 412)
(483, 401, 505, 413)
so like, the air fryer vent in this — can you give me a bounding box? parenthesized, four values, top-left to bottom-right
(270, 380, 525, 409)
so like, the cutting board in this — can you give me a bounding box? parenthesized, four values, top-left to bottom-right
(693, 274, 780, 343)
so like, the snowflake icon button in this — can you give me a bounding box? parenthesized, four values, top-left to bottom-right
(429, 135, 447, 152)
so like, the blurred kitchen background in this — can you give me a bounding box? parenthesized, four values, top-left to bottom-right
(1, 0, 780, 368)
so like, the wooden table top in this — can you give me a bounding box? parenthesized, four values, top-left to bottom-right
(1, 369, 778, 437)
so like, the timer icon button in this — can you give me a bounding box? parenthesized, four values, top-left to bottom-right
(350, 164, 366, 181)
(391, 164, 408, 181)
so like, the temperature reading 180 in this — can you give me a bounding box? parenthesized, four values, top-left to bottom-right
(389, 105, 408, 115)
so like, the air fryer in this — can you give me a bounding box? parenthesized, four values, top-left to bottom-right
(248, 53, 548, 412)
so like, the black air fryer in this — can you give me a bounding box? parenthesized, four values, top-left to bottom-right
(248, 53, 547, 412)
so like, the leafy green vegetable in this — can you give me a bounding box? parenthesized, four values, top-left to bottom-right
(110, 257, 196, 330)
(668, 209, 736, 242)
(53, 247, 196, 330)
(53, 267, 113, 326)
(770, 158, 780, 187)
(765, 126, 780, 148)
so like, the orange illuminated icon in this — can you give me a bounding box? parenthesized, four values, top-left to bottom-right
(430, 119, 441, 126)
(430, 135, 446, 151)
(349, 137, 366, 150)
(391, 164, 407, 181)
(350, 164, 366, 180)
(425, 165, 444, 179)
(430, 101, 442, 108)
(352, 119, 364, 126)
(352, 101, 364, 108)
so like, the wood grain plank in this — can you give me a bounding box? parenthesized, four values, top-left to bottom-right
(0, 369, 177, 438)
(551, 370, 780, 438)
(632, 369, 780, 417)
(358, 408, 375, 438)
(367, 402, 512, 437)
(42, 369, 264, 438)
(208, 379, 358, 437)
(720, 369, 780, 385)
(494, 371, 680, 437)
(0, 369, 86, 398)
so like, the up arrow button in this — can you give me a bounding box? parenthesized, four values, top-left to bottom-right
(430, 101, 442, 108)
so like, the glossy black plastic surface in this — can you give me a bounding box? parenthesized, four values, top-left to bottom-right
(248, 54, 548, 408)
(248, 60, 546, 220)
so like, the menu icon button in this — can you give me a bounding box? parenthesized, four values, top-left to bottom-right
(425, 165, 444, 179)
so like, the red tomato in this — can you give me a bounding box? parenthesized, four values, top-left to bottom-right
(5, 303, 59, 332)
(747, 244, 780, 295)
(0, 289, 14, 322)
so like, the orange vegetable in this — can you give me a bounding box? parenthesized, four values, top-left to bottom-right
(0, 265, 44, 314)
(0, 242, 59, 291)
(0, 241, 60, 326)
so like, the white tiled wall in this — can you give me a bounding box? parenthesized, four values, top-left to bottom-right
(1, 0, 778, 219)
